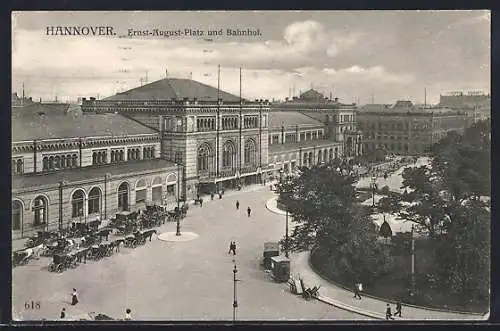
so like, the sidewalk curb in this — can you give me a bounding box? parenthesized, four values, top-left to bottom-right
(315, 296, 387, 320)
(307, 250, 487, 317)
(265, 196, 286, 216)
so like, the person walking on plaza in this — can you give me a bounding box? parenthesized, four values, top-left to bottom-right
(60, 308, 66, 319)
(71, 288, 78, 306)
(353, 282, 362, 300)
(394, 299, 402, 317)
(385, 303, 394, 320)
(247, 206, 251, 217)
(236, 200, 240, 210)
(228, 241, 236, 255)
(211, 192, 214, 200)
(124, 308, 132, 320)
(199, 197, 203, 207)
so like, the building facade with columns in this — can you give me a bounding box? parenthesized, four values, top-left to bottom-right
(81, 78, 272, 196)
(12, 103, 181, 239)
(358, 101, 472, 155)
(267, 89, 363, 177)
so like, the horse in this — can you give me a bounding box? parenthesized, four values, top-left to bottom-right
(141, 229, 157, 242)
(111, 239, 124, 252)
(24, 243, 47, 259)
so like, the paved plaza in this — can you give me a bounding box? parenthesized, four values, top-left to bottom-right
(13, 185, 370, 321)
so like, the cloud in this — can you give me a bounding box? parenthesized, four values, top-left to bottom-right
(11, 13, 489, 104)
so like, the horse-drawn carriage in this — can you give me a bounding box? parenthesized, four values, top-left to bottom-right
(48, 253, 77, 273)
(88, 242, 114, 260)
(288, 277, 320, 300)
(13, 250, 31, 267)
(25, 230, 58, 248)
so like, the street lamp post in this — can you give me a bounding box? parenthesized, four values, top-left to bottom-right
(410, 224, 416, 296)
(371, 175, 377, 207)
(176, 163, 182, 236)
(233, 264, 238, 322)
(279, 169, 290, 258)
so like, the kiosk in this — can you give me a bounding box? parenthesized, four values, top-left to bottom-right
(270, 255, 290, 282)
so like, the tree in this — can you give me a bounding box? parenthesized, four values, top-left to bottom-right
(434, 198, 490, 301)
(280, 165, 393, 284)
(393, 122, 490, 300)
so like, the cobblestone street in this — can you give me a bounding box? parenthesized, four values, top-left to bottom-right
(13, 185, 370, 321)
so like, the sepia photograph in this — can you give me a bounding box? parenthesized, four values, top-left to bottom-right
(11, 10, 490, 322)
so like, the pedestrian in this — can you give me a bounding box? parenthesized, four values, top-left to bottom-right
(353, 282, 362, 300)
(236, 200, 240, 210)
(71, 288, 78, 306)
(385, 303, 394, 320)
(232, 241, 237, 255)
(200, 198, 203, 207)
(60, 308, 66, 319)
(247, 206, 251, 217)
(211, 192, 214, 200)
(228, 241, 233, 254)
(219, 192, 223, 199)
(394, 299, 402, 317)
(124, 308, 132, 320)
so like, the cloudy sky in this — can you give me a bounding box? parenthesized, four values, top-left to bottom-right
(12, 11, 490, 104)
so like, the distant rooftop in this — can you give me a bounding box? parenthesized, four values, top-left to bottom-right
(12, 103, 157, 141)
(102, 78, 242, 102)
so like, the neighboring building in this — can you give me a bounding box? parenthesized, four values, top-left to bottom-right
(268, 89, 363, 174)
(439, 92, 491, 122)
(358, 101, 471, 155)
(12, 102, 180, 239)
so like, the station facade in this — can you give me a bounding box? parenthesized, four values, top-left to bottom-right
(12, 78, 363, 239)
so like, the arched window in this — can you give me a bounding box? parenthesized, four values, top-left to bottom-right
(197, 143, 212, 174)
(308, 152, 313, 165)
(71, 190, 85, 218)
(49, 156, 54, 169)
(12, 200, 22, 230)
(15, 159, 23, 174)
(244, 139, 256, 165)
(222, 141, 236, 168)
(43, 157, 49, 171)
(92, 152, 97, 165)
(72, 154, 78, 167)
(303, 152, 308, 165)
(334, 147, 339, 159)
(329, 149, 333, 161)
(88, 187, 101, 215)
(119, 150, 124, 161)
(33, 196, 47, 226)
(118, 182, 129, 211)
(318, 150, 322, 164)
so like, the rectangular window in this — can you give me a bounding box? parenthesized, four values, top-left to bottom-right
(136, 189, 146, 203)
(152, 186, 162, 202)
(272, 135, 279, 144)
(167, 184, 176, 195)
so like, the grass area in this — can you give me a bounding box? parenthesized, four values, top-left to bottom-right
(311, 240, 489, 314)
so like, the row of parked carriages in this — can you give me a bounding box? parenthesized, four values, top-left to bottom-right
(13, 203, 190, 272)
